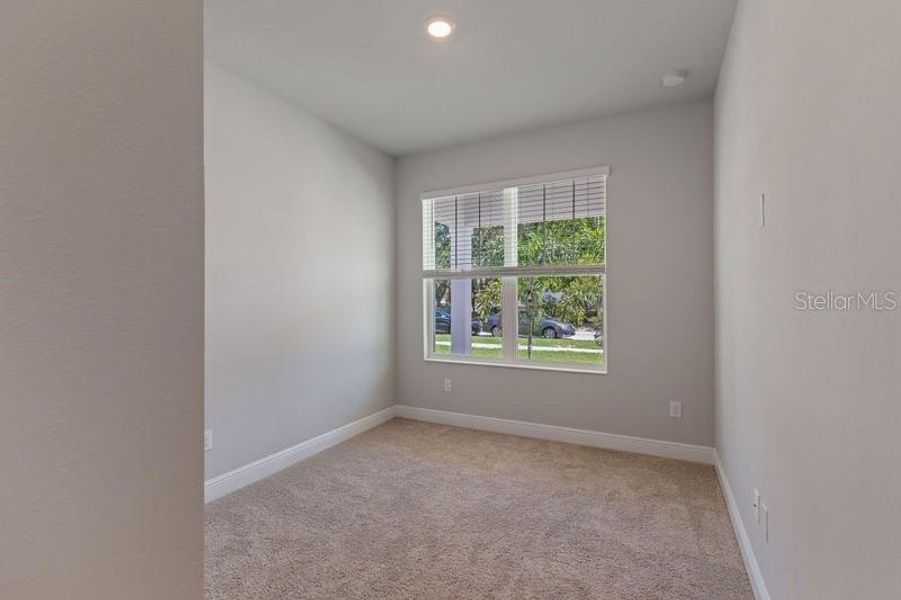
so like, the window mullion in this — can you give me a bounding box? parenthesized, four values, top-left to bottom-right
(502, 187, 518, 363)
(503, 187, 518, 268)
(501, 276, 518, 363)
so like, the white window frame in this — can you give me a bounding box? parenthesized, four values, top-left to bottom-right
(421, 166, 609, 375)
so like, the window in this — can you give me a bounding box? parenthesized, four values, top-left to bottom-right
(422, 167, 607, 373)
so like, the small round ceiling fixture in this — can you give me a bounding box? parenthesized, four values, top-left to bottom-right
(661, 69, 689, 88)
(426, 16, 455, 39)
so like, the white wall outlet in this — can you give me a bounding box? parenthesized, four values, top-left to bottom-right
(444, 378, 452, 392)
(761, 501, 769, 542)
(753, 488, 760, 523)
(204, 429, 213, 452)
(669, 401, 682, 418)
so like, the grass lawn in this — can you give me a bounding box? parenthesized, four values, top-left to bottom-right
(433, 334, 605, 366)
(432, 344, 505, 360)
(435, 334, 599, 349)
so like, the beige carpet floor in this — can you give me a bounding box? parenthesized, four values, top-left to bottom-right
(205, 418, 752, 599)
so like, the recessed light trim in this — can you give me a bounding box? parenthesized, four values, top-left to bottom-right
(426, 17, 455, 39)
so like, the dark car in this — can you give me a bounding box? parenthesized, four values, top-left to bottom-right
(434, 308, 482, 335)
(485, 309, 575, 339)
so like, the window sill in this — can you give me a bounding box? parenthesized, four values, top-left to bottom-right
(424, 356, 607, 375)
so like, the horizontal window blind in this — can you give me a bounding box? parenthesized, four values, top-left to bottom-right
(422, 173, 606, 276)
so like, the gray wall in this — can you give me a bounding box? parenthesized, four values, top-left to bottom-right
(0, 2, 204, 598)
(715, 1, 901, 597)
(396, 100, 716, 446)
(204, 63, 395, 479)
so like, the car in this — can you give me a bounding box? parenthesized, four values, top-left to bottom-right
(485, 309, 576, 338)
(434, 308, 482, 335)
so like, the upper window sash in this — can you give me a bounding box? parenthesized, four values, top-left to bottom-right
(422, 166, 608, 277)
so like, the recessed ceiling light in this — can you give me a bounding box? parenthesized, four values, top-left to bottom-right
(426, 17, 455, 39)
(661, 69, 689, 88)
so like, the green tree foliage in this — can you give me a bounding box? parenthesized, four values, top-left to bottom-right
(433, 223, 451, 303)
(473, 225, 504, 267)
(475, 216, 606, 327)
(434, 222, 451, 269)
(473, 278, 501, 321)
(518, 217, 605, 267)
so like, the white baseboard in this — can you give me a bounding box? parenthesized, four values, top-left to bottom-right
(394, 405, 715, 464)
(204, 406, 396, 503)
(714, 451, 771, 600)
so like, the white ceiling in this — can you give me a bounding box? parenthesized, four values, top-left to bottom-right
(205, 0, 736, 156)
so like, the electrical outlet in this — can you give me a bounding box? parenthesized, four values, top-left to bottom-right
(761, 501, 769, 542)
(444, 378, 452, 392)
(669, 401, 682, 418)
(753, 489, 760, 523)
(204, 429, 213, 452)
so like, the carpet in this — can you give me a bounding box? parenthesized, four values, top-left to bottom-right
(205, 418, 752, 599)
